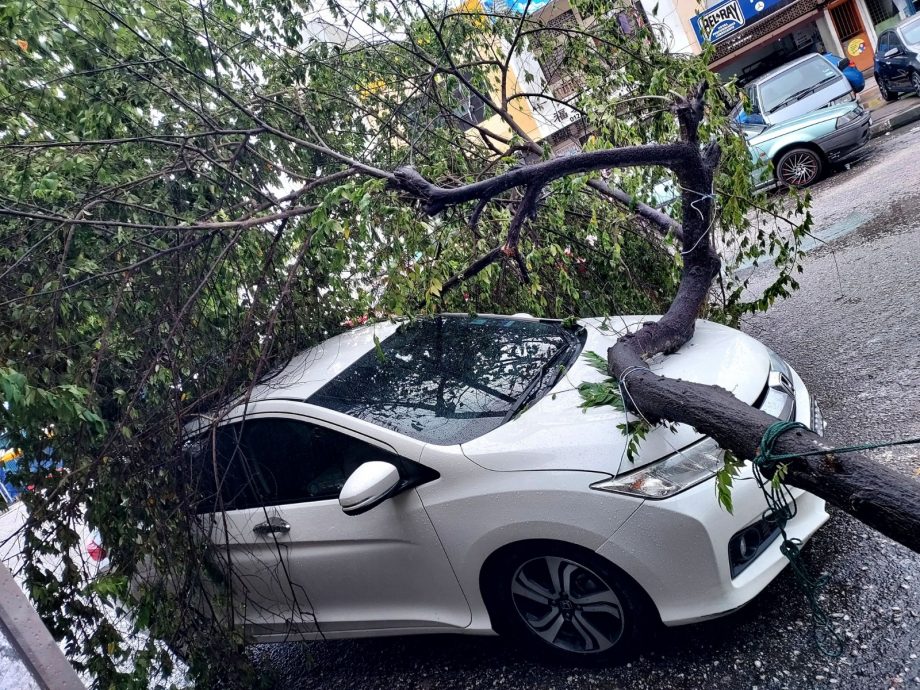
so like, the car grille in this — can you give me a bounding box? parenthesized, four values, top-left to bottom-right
(754, 354, 796, 422)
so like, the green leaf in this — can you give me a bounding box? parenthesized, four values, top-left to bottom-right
(577, 381, 624, 411)
(582, 350, 609, 376)
(373, 333, 387, 363)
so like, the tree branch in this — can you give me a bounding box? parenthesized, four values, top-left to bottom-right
(392, 142, 695, 215)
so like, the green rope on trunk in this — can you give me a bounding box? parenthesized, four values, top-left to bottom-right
(750, 421, 920, 658)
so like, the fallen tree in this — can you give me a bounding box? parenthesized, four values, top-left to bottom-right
(1, 0, 918, 687)
(390, 83, 920, 553)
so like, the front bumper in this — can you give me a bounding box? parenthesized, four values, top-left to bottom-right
(819, 108, 872, 164)
(594, 366, 828, 626)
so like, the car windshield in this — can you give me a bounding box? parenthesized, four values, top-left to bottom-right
(902, 19, 920, 45)
(308, 315, 584, 445)
(759, 57, 841, 114)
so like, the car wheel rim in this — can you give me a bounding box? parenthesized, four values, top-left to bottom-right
(779, 152, 818, 187)
(510, 556, 624, 653)
(913, 74, 920, 96)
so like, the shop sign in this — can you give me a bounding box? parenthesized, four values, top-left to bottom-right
(691, 0, 784, 45)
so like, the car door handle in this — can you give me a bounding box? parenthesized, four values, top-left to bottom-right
(253, 516, 290, 535)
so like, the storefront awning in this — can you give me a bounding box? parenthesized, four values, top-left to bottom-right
(708, 0, 826, 67)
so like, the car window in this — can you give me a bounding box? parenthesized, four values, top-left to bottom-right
(758, 57, 841, 114)
(188, 418, 393, 511)
(308, 315, 584, 445)
(902, 20, 920, 45)
(746, 85, 761, 114)
(889, 34, 905, 51)
(878, 32, 890, 54)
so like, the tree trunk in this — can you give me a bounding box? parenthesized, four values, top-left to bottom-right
(605, 350, 920, 553)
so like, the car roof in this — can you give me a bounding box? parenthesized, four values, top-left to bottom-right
(748, 53, 826, 87)
(897, 14, 920, 32)
(181, 321, 401, 435)
(245, 320, 401, 404)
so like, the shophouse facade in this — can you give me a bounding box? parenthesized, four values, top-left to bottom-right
(677, 0, 917, 81)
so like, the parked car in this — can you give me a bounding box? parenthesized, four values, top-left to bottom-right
(734, 54, 872, 188)
(823, 53, 865, 93)
(740, 53, 858, 125)
(120, 314, 827, 663)
(743, 101, 871, 188)
(874, 15, 920, 101)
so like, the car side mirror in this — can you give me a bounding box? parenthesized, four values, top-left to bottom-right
(837, 57, 850, 71)
(339, 461, 401, 516)
(885, 47, 900, 58)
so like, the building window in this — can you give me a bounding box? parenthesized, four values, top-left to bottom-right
(451, 86, 488, 128)
(830, 1, 863, 41)
(865, 0, 903, 34)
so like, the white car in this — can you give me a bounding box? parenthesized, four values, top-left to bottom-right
(179, 314, 827, 663)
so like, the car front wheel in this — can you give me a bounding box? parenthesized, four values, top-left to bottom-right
(878, 78, 897, 102)
(492, 545, 653, 664)
(912, 73, 920, 98)
(776, 147, 823, 188)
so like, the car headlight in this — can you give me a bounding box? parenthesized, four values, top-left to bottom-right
(590, 437, 724, 499)
(835, 107, 862, 128)
(827, 93, 855, 107)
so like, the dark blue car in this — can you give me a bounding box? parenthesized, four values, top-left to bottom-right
(874, 15, 920, 101)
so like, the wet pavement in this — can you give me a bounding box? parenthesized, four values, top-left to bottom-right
(252, 124, 920, 690)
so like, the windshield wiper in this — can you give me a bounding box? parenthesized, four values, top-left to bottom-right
(767, 87, 816, 113)
(767, 77, 838, 114)
(500, 338, 578, 424)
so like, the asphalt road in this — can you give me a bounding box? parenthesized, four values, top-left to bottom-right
(252, 124, 920, 690)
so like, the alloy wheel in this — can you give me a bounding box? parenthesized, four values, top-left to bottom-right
(912, 73, 920, 98)
(878, 80, 894, 101)
(510, 555, 625, 653)
(778, 150, 820, 187)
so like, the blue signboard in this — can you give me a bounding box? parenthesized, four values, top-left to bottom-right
(691, 0, 784, 45)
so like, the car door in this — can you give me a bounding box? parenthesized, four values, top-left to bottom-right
(876, 32, 892, 81)
(888, 33, 912, 88)
(191, 410, 471, 640)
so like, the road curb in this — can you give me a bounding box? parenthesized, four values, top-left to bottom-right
(0, 561, 85, 689)
(870, 103, 920, 138)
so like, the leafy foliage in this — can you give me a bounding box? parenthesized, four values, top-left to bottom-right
(577, 380, 624, 411)
(715, 449, 746, 513)
(576, 351, 624, 412)
(617, 419, 652, 464)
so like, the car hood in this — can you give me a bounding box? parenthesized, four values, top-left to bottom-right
(748, 103, 857, 145)
(460, 317, 771, 476)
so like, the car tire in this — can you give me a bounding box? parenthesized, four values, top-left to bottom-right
(877, 78, 897, 102)
(489, 543, 655, 665)
(912, 73, 920, 98)
(775, 147, 824, 188)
